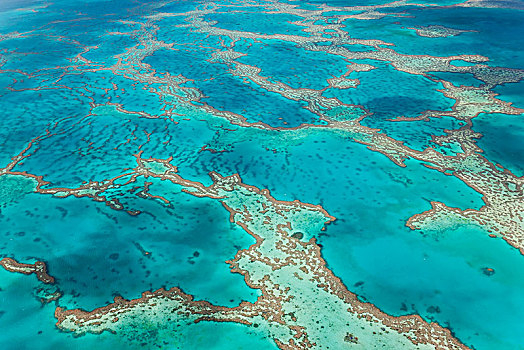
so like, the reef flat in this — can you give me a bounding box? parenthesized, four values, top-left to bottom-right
(54, 155, 468, 349)
(0, 0, 523, 349)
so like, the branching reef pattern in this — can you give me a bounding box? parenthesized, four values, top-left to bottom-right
(0, 0, 523, 349)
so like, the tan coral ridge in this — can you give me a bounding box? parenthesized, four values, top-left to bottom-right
(55, 154, 470, 350)
(2, 0, 523, 256)
(0, 257, 55, 284)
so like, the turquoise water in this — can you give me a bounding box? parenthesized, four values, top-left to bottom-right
(494, 80, 524, 109)
(473, 112, 524, 177)
(427, 71, 484, 88)
(236, 39, 349, 90)
(324, 61, 455, 121)
(0, 268, 271, 350)
(1, 0, 523, 349)
(341, 7, 524, 69)
(204, 12, 308, 36)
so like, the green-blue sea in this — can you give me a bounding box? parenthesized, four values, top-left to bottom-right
(1, 0, 523, 349)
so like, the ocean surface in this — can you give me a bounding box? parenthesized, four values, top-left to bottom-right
(0, 0, 523, 349)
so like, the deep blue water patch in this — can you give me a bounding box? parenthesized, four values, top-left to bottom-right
(237, 39, 349, 90)
(204, 11, 308, 36)
(324, 61, 455, 121)
(473, 112, 524, 177)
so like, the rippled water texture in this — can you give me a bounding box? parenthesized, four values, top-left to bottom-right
(1, 0, 523, 349)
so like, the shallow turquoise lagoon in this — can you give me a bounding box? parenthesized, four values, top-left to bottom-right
(341, 6, 524, 69)
(0, 269, 272, 350)
(324, 61, 455, 121)
(204, 11, 308, 36)
(0, 189, 259, 308)
(237, 39, 349, 90)
(144, 45, 321, 127)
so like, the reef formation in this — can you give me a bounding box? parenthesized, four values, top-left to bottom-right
(0, 0, 523, 349)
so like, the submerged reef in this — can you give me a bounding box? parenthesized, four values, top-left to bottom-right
(55, 155, 469, 349)
(0, 0, 523, 348)
(0, 257, 54, 284)
(407, 25, 477, 38)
